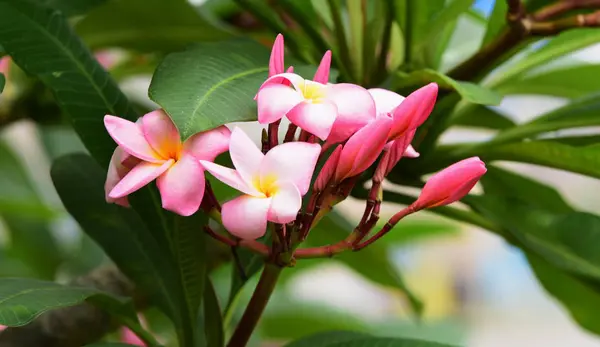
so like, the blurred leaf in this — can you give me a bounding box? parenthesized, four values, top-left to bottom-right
(394, 69, 502, 105)
(528, 253, 600, 336)
(39, 125, 87, 160)
(76, 0, 232, 52)
(200, 280, 224, 347)
(477, 141, 600, 179)
(86, 344, 138, 347)
(37, 0, 105, 16)
(497, 65, 600, 98)
(262, 304, 369, 340)
(307, 211, 423, 316)
(373, 219, 459, 245)
(0, 73, 4, 93)
(481, 0, 506, 46)
(408, 0, 445, 65)
(545, 135, 600, 147)
(51, 154, 200, 345)
(389, 22, 405, 71)
(0, 0, 137, 168)
(0, 277, 135, 326)
(480, 165, 572, 213)
(311, 0, 333, 29)
(329, 338, 457, 346)
(452, 105, 516, 130)
(0, 141, 61, 279)
(491, 29, 600, 86)
(284, 331, 371, 347)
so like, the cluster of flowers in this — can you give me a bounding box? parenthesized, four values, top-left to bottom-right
(104, 34, 486, 242)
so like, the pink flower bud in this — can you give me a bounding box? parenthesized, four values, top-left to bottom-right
(334, 116, 392, 182)
(413, 157, 486, 209)
(0, 56, 10, 76)
(389, 83, 438, 141)
(314, 145, 342, 192)
(120, 327, 146, 346)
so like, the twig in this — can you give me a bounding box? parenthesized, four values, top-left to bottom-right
(284, 123, 297, 142)
(529, 10, 600, 34)
(268, 120, 280, 150)
(204, 226, 269, 256)
(353, 205, 416, 250)
(533, 0, 600, 21)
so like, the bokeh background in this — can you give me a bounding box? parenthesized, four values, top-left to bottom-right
(2, 0, 600, 346)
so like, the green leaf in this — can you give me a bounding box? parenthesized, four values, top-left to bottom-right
(490, 29, 600, 86)
(288, 335, 458, 347)
(86, 344, 139, 347)
(452, 104, 515, 130)
(0, 72, 4, 93)
(284, 331, 371, 347)
(497, 65, 600, 98)
(477, 141, 600, 179)
(394, 69, 502, 105)
(528, 254, 600, 336)
(0, 277, 135, 327)
(200, 280, 224, 347)
(76, 0, 232, 52)
(0, 141, 62, 279)
(0, 0, 137, 168)
(50, 154, 197, 346)
(37, 0, 106, 16)
(481, 0, 506, 46)
(307, 211, 423, 316)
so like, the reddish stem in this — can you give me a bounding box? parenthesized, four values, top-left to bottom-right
(204, 226, 269, 256)
(284, 123, 298, 142)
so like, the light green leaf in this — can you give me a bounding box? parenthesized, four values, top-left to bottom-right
(497, 65, 600, 98)
(394, 69, 502, 105)
(284, 331, 371, 347)
(476, 141, 600, 179)
(452, 104, 515, 130)
(0, 0, 137, 168)
(76, 0, 232, 52)
(481, 0, 507, 46)
(327, 337, 457, 347)
(490, 29, 600, 86)
(307, 211, 423, 316)
(0, 277, 134, 327)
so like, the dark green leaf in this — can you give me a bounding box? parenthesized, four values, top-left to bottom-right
(201, 280, 224, 347)
(284, 331, 371, 347)
(477, 141, 600, 179)
(481, 0, 507, 46)
(0, 141, 61, 279)
(452, 104, 515, 130)
(497, 65, 600, 98)
(0, 72, 4, 93)
(0, 277, 135, 326)
(394, 69, 502, 105)
(0, 0, 137, 168)
(37, 0, 106, 16)
(86, 344, 139, 347)
(528, 254, 600, 336)
(307, 211, 423, 316)
(50, 154, 196, 345)
(76, 0, 232, 52)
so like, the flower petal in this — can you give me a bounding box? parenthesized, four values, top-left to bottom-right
(287, 101, 337, 140)
(268, 181, 301, 223)
(314, 145, 342, 192)
(157, 153, 205, 216)
(368, 88, 405, 116)
(257, 84, 303, 124)
(104, 115, 163, 163)
(269, 34, 285, 76)
(0, 57, 10, 76)
(105, 147, 131, 207)
(389, 83, 438, 140)
(229, 127, 264, 186)
(404, 144, 420, 158)
(141, 109, 181, 159)
(222, 195, 271, 239)
(109, 159, 173, 199)
(260, 142, 321, 195)
(258, 72, 306, 93)
(326, 83, 376, 143)
(183, 125, 231, 162)
(200, 160, 259, 196)
(313, 50, 332, 84)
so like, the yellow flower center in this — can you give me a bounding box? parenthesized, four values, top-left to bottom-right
(253, 174, 279, 198)
(300, 80, 326, 104)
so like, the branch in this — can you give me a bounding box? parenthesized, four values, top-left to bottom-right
(204, 226, 269, 256)
(506, 0, 526, 22)
(533, 0, 600, 21)
(529, 10, 600, 35)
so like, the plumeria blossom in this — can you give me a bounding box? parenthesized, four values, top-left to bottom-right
(414, 157, 487, 209)
(0, 56, 9, 76)
(201, 128, 320, 239)
(104, 110, 231, 216)
(120, 327, 146, 346)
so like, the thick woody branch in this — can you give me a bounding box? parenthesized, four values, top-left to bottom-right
(506, 0, 526, 22)
(533, 0, 600, 21)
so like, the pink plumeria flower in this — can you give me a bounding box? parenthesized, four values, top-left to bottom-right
(414, 157, 486, 209)
(104, 110, 231, 216)
(387, 83, 438, 141)
(0, 56, 9, 76)
(257, 51, 374, 141)
(201, 128, 320, 239)
(120, 327, 146, 346)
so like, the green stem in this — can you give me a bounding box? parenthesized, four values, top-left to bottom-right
(226, 263, 282, 347)
(327, 0, 355, 81)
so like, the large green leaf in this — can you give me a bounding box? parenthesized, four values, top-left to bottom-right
(0, 277, 135, 326)
(287, 334, 458, 347)
(0, 0, 137, 168)
(452, 104, 515, 130)
(0, 142, 62, 279)
(51, 154, 199, 346)
(200, 280, 224, 347)
(528, 254, 600, 336)
(394, 69, 502, 105)
(481, 0, 506, 46)
(284, 331, 371, 347)
(307, 211, 423, 316)
(37, 0, 106, 16)
(489, 29, 600, 86)
(476, 141, 600, 179)
(497, 65, 600, 98)
(76, 0, 232, 52)
(0, 73, 4, 93)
